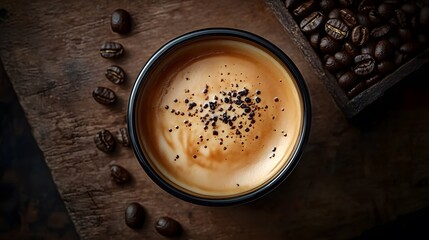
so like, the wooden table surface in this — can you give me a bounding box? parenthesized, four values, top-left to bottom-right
(1, 0, 429, 239)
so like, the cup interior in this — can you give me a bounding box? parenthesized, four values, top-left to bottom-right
(128, 28, 311, 206)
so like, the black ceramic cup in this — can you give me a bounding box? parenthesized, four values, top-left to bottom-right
(128, 28, 311, 206)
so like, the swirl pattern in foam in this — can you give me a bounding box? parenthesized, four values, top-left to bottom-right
(136, 37, 304, 198)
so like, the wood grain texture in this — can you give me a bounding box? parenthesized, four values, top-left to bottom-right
(1, 0, 429, 239)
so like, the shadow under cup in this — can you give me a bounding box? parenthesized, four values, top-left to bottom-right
(128, 28, 311, 206)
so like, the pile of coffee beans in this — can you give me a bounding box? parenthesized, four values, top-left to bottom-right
(91, 9, 183, 238)
(285, 0, 429, 98)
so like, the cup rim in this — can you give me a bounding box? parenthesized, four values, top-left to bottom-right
(128, 27, 311, 206)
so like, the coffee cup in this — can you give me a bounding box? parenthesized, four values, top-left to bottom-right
(128, 28, 311, 206)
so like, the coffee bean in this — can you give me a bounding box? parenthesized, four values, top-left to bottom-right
(94, 129, 116, 153)
(125, 202, 145, 229)
(395, 9, 408, 28)
(334, 51, 353, 67)
(378, 3, 395, 19)
(93, 86, 116, 105)
(340, 8, 357, 27)
(155, 216, 182, 238)
(374, 39, 394, 61)
(310, 32, 322, 50)
(300, 11, 324, 33)
(388, 34, 402, 48)
(338, 71, 359, 91)
(347, 82, 366, 98)
(116, 127, 130, 147)
(401, 3, 418, 15)
(400, 41, 421, 56)
(368, 9, 381, 24)
(111, 9, 131, 34)
(284, 0, 299, 9)
(320, 36, 341, 54)
(110, 164, 131, 184)
(358, 0, 377, 14)
(338, 0, 353, 8)
(371, 25, 391, 38)
(397, 28, 413, 42)
(325, 55, 342, 73)
(100, 41, 124, 58)
(105, 65, 126, 84)
(328, 8, 341, 19)
(325, 18, 349, 40)
(293, 0, 315, 18)
(361, 41, 376, 55)
(420, 6, 429, 27)
(357, 12, 372, 27)
(377, 61, 395, 75)
(394, 51, 406, 66)
(319, 0, 336, 13)
(354, 54, 375, 76)
(343, 42, 359, 56)
(351, 25, 369, 46)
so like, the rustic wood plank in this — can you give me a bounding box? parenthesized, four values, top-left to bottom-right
(1, 0, 429, 239)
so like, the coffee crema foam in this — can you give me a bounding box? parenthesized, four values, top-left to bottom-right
(136, 37, 304, 198)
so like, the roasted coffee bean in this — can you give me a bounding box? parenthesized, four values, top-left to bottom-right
(358, 0, 377, 14)
(110, 164, 131, 184)
(378, 3, 395, 19)
(357, 12, 372, 27)
(100, 41, 124, 58)
(374, 39, 394, 61)
(401, 3, 418, 15)
(155, 217, 182, 238)
(368, 9, 381, 24)
(111, 9, 131, 34)
(293, 0, 315, 18)
(334, 51, 353, 66)
(361, 41, 376, 55)
(400, 41, 421, 56)
(338, 71, 359, 91)
(395, 51, 406, 66)
(417, 34, 428, 45)
(284, 0, 299, 9)
(365, 74, 382, 87)
(395, 9, 407, 28)
(125, 202, 145, 229)
(338, 0, 353, 7)
(397, 28, 413, 42)
(354, 54, 375, 76)
(388, 34, 402, 48)
(320, 36, 341, 54)
(371, 25, 391, 38)
(347, 82, 366, 98)
(343, 42, 359, 56)
(300, 11, 324, 33)
(325, 19, 349, 40)
(325, 55, 342, 73)
(351, 25, 369, 46)
(310, 32, 322, 50)
(319, 0, 336, 13)
(93, 86, 116, 105)
(340, 8, 357, 27)
(328, 8, 341, 19)
(105, 65, 126, 84)
(116, 127, 130, 147)
(420, 6, 429, 27)
(94, 129, 116, 153)
(377, 61, 396, 75)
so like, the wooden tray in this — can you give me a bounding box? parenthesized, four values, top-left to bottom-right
(266, 0, 429, 118)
